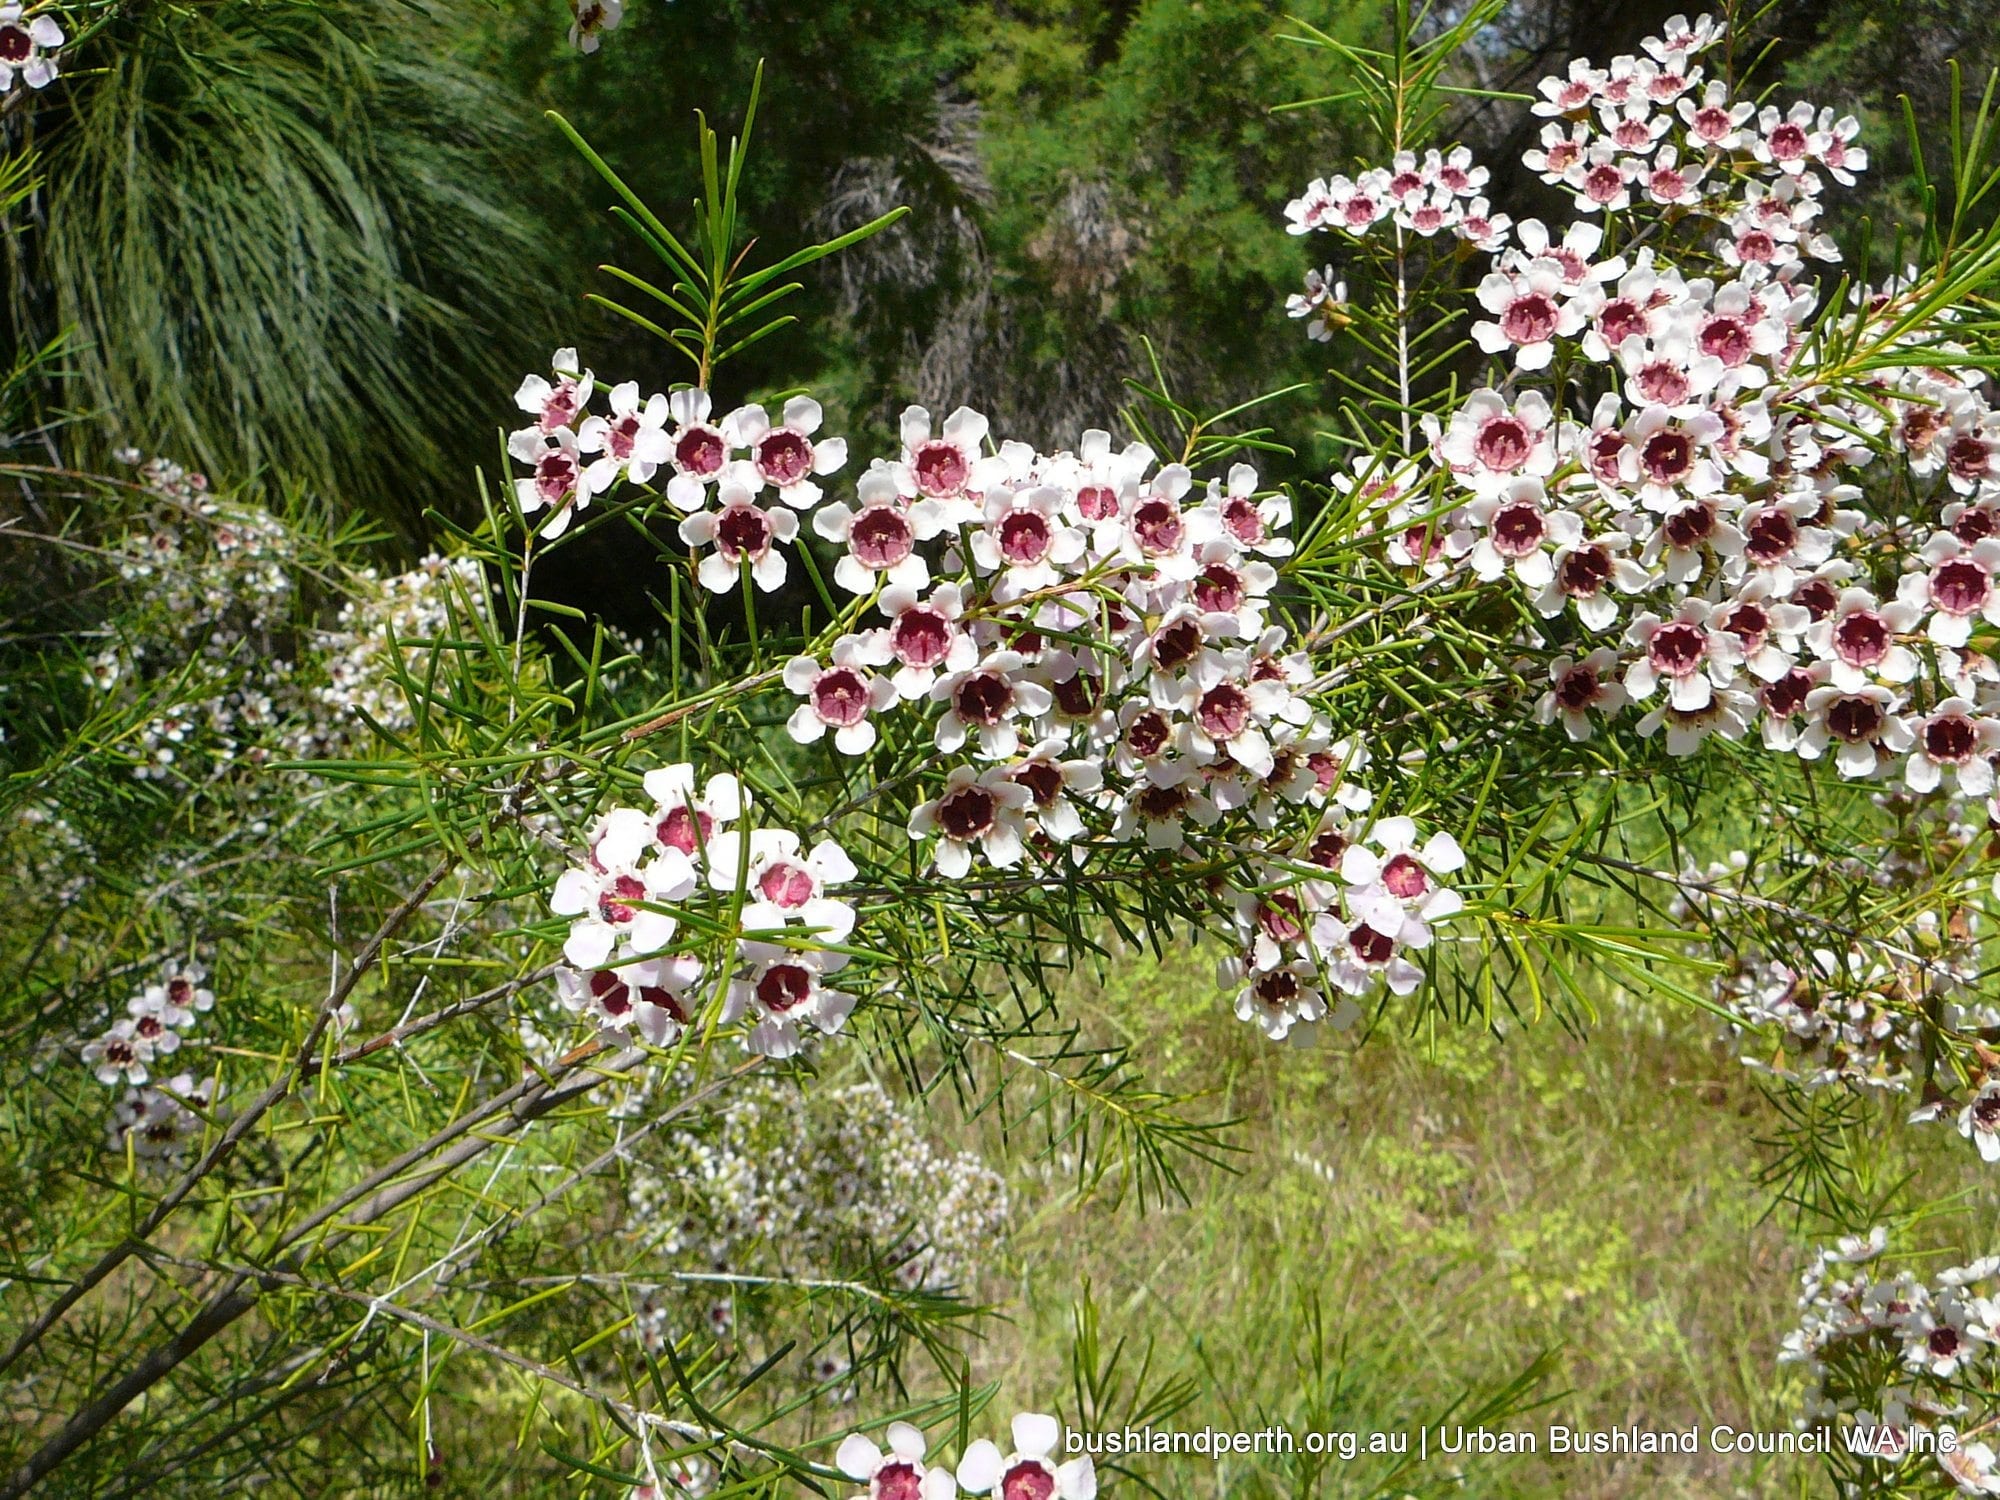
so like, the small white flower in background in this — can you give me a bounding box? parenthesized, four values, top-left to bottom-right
(150, 961, 216, 1025)
(124, 992, 185, 1060)
(956, 1413, 1096, 1500)
(836, 1422, 958, 1500)
(785, 637, 899, 755)
(1286, 266, 1348, 342)
(725, 396, 847, 508)
(0, 4, 62, 92)
(83, 1020, 154, 1087)
(1940, 1441, 2000, 1497)
(107, 1073, 219, 1160)
(568, 0, 622, 53)
(723, 942, 857, 1058)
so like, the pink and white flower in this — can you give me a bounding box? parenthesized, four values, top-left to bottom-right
(679, 482, 799, 592)
(785, 637, 899, 755)
(908, 765, 1033, 877)
(725, 396, 847, 508)
(724, 943, 857, 1058)
(705, 829, 858, 942)
(837, 1423, 958, 1500)
(955, 1414, 1096, 1500)
(579, 382, 673, 490)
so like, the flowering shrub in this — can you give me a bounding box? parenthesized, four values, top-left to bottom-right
(7, 6, 2000, 1499)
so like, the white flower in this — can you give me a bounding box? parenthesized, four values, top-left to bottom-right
(1905, 699, 2000, 795)
(83, 1021, 155, 1087)
(1536, 648, 1630, 739)
(1958, 1083, 2000, 1165)
(932, 652, 1052, 760)
(549, 810, 697, 968)
(513, 348, 594, 437)
(1338, 816, 1466, 946)
(908, 765, 1033, 878)
(679, 483, 800, 592)
(836, 1422, 958, 1500)
(970, 485, 1086, 599)
(641, 764, 744, 860)
(956, 1414, 1096, 1500)
(723, 943, 857, 1058)
(1005, 736, 1103, 842)
(0, 4, 64, 91)
(815, 467, 945, 596)
(1441, 389, 1557, 497)
(579, 382, 673, 490)
(705, 829, 858, 941)
(568, 0, 623, 53)
(785, 636, 899, 755)
(509, 427, 601, 538)
(726, 396, 847, 508)
(899, 405, 1003, 523)
(663, 389, 734, 510)
(1472, 259, 1585, 370)
(1201, 462, 1294, 558)
(872, 583, 978, 701)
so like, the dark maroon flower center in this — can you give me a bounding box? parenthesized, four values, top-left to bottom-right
(1382, 852, 1430, 899)
(1152, 618, 1204, 671)
(756, 428, 814, 486)
(1555, 664, 1601, 711)
(1125, 710, 1170, 759)
(1720, 602, 1769, 647)
(1193, 564, 1246, 615)
(716, 503, 772, 559)
(998, 509, 1053, 565)
(1257, 894, 1305, 943)
(535, 453, 578, 502)
(1598, 299, 1646, 345)
(607, 414, 641, 460)
(1923, 715, 1978, 763)
(1932, 558, 1990, 615)
(589, 970, 634, 1017)
(1649, 620, 1708, 675)
(850, 506, 914, 569)
(1700, 316, 1752, 366)
(1198, 684, 1251, 740)
(811, 668, 871, 727)
(1490, 502, 1546, 557)
(954, 672, 1013, 727)
(1254, 969, 1302, 1007)
(1832, 610, 1891, 666)
(937, 785, 998, 841)
(1222, 496, 1266, 543)
(0, 25, 32, 63)
(1132, 498, 1183, 555)
(1795, 579, 1837, 619)
(1559, 545, 1612, 595)
(1953, 507, 1998, 544)
(1762, 668, 1814, 717)
(1000, 1461, 1057, 1500)
(1584, 163, 1626, 202)
(912, 439, 968, 497)
(104, 1040, 136, 1065)
(675, 427, 725, 476)
(890, 608, 950, 668)
(1743, 509, 1797, 563)
(167, 979, 193, 1006)
(135, 1016, 164, 1041)
(1349, 925, 1396, 965)
(1134, 781, 1191, 819)
(1308, 828, 1349, 866)
(875, 1462, 925, 1500)
(1825, 695, 1884, 742)
(1501, 293, 1559, 344)
(1011, 759, 1065, 807)
(1587, 428, 1624, 481)
(1947, 435, 1991, 480)
(1974, 1093, 2000, 1128)
(1664, 502, 1715, 549)
(1768, 122, 1809, 159)
(1642, 430, 1695, 485)
(1929, 1326, 1962, 1359)
(1475, 416, 1531, 471)
(756, 963, 813, 1014)
(758, 861, 817, 908)
(1052, 672, 1101, 718)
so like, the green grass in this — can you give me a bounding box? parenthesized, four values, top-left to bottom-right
(968, 948, 1999, 1499)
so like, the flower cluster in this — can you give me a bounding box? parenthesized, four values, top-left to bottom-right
(547, 765, 864, 1058)
(1780, 1230, 2000, 1495)
(0, 3, 63, 94)
(621, 1078, 1008, 1351)
(508, 351, 1474, 1042)
(835, 1413, 1095, 1500)
(1286, 144, 1507, 250)
(80, 958, 216, 1089)
(1285, 14, 2000, 803)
